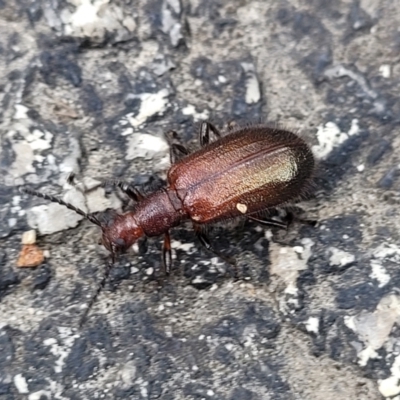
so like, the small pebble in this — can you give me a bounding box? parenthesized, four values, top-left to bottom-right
(21, 230, 37, 245)
(17, 244, 44, 268)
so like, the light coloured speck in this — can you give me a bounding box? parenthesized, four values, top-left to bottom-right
(312, 119, 359, 159)
(379, 355, 400, 397)
(324, 65, 377, 99)
(12, 196, 21, 206)
(126, 133, 169, 160)
(120, 361, 137, 388)
(126, 89, 169, 128)
(198, 335, 205, 340)
(145, 267, 154, 276)
(370, 260, 390, 288)
(357, 164, 365, 172)
(345, 295, 400, 367)
(207, 390, 215, 396)
(192, 365, 199, 371)
(21, 230, 36, 245)
(269, 238, 314, 311)
(181, 104, 209, 121)
(218, 75, 227, 83)
(14, 104, 29, 119)
(171, 240, 195, 253)
(328, 247, 355, 268)
(236, 203, 247, 214)
(161, 0, 183, 46)
(131, 267, 139, 274)
(241, 62, 260, 104)
(14, 374, 29, 394)
(29, 390, 52, 400)
(8, 218, 17, 228)
(379, 64, 391, 78)
(305, 317, 319, 334)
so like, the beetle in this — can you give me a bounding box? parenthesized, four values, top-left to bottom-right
(21, 121, 315, 323)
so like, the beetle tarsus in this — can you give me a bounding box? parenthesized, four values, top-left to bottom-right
(248, 215, 288, 230)
(162, 231, 172, 275)
(199, 121, 221, 147)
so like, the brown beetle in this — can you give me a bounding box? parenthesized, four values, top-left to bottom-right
(21, 122, 315, 322)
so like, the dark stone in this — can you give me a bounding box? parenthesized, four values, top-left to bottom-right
(349, 1, 373, 32)
(81, 84, 103, 113)
(212, 316, 242, 340)
(39, 51, 82, 87)
(367, 139, 391, 165)
(32, 264, 52, 291)
(377, 168, 398, 189)
(244, 303, 281, 340)
(336, 282, 382, 311)
(300, 46, 332, 83)
(229, 387, 258, 400)
(26, 0, 43, 24)
(0, 329, 15, 365)
(65, 338, 99, 381)
(245, 360, 290, 394)
(0, 262, 20, 298)
(0, 381, 12, 396)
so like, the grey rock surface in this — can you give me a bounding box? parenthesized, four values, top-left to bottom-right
(0, 0, 399, 399)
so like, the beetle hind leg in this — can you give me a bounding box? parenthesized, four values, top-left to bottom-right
(193, 224, 238, 279)
(165, 130, 190, 164)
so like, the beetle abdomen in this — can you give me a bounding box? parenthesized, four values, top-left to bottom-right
(168, 126, 314, 224)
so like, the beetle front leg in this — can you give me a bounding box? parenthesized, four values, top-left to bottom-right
(193, 224, 238, 279)
(162, 231, 172, 275)
(165, 130, 189, 164)
(199, 122, 221, 147)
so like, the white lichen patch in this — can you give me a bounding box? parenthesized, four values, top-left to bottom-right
(241, 62, 261, 104)
(14, 374, 29, 394)
(161, 0, 183, 47)
(328, 247, 355, 268)
(125, 89, 169, 128)
(27, 195, 85, 235)
(61, 0, 136, 43)
(379, 355, 400, 397)
(7, 105, 55, 179)
(44, 327, 79, 374)
(345, 295, 400, 368)
(126, 133, 169, 160)
(370, 260, 390, 288)
(181, 104, 210, 121)
(312, 119, 359, 159)
(305, 317, 319, 335)
(269, 238, 314, 311)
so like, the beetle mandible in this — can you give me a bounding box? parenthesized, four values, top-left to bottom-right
(21, 121, 315, 323)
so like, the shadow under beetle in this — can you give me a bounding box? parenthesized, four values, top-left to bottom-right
(21, 121, 315, 324)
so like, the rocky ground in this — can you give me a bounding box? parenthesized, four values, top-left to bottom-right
(1, 0, 400, 399)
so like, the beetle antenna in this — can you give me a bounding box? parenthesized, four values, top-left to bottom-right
(20, 187, 102, 227)
(79, 253, 116, 327)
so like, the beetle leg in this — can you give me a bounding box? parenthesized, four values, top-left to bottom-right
(248, 215, 288, 230)
(284, 211, 317, 228)
(199, 122, 221, 147)
(162, 231, 172, 275)
(194, 225, 238, 279)
(165, 130, 190, 164)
